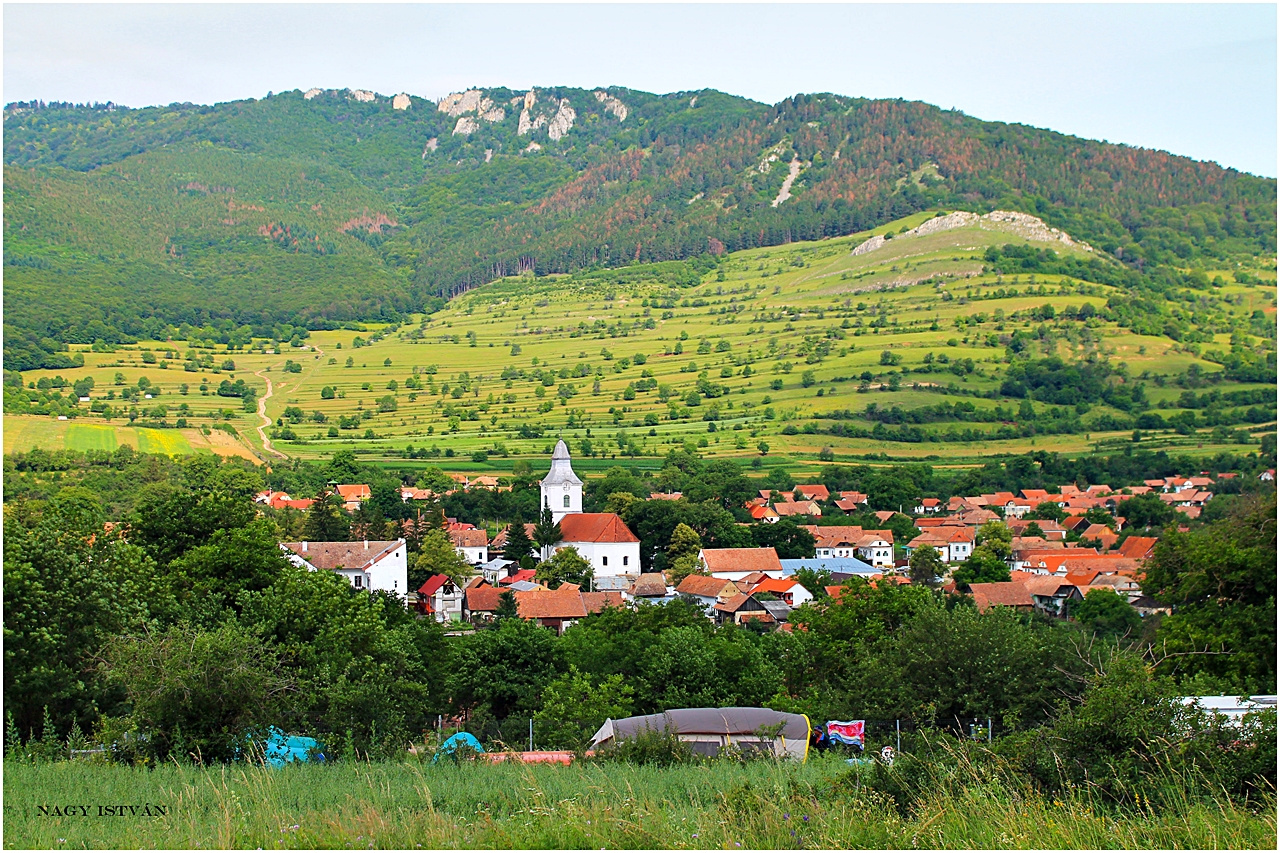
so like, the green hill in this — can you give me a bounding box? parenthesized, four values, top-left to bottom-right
(4, 86, 1275, 373)
(8, 210, 1273, 467)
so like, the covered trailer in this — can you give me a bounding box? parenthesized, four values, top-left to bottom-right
(590, 707, 811, 760)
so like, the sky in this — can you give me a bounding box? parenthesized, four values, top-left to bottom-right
(4, 3, 1276, 177)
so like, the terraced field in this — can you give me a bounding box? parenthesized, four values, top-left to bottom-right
(7, 210, 1274, 472)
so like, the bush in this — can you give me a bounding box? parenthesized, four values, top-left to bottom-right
(597, 725, 697, 767)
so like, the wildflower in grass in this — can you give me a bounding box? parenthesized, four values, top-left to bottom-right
(802, 815, 809, 822)
(783, 813, 790, 820)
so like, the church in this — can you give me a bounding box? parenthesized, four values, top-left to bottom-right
(540, 440, 641, 588)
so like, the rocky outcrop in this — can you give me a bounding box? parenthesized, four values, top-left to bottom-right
(422, 138, 438, 158)
(594, 90, 628, 121)
(439, 89, 483, 116)
(524, 142, 542, 153)
(518, 108, 546, 136)
(453, 116, 479, 136)
(485, 149, 493, 163)
(850, 210, 1093, 256)
(479, 99, 505, 123)
(772, 158, 803, 208)
(303, 87, 322, 100)
(851, 234, 886, 256)
(392, 93, 411, 110)
(349, 89, 375, 103)
(546, 99, 576, 141)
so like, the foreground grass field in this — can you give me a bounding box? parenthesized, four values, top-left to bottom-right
(5, 757, 1275, 850)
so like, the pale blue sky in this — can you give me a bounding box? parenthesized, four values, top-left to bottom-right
(4, 3, 1276, 176)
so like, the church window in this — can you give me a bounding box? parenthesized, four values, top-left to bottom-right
(564, 495, 570, 508)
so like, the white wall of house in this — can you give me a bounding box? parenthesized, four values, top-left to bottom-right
(561, 540, 640, 578)
(947, 541, 973, 562)
(858, 540, 894, 568)
(455, 545, 489, 565)
(431, 586, 465, 622)
(367, 546, 408, 599)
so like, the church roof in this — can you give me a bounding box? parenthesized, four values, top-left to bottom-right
(559, 513, 640, 544)
(541, 439, 583, 487)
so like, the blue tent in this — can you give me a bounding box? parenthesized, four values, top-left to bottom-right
(433, 731, 484, 762)
(264, 727, 324, 767)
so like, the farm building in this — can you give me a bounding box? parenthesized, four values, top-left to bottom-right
(590, 707, 811, 759)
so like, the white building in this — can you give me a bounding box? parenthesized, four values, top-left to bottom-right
(541, 439, 583, 523)
(449, 527, 490, 565)
(556, 514, 641, 578)
(280, 539, 409, 601)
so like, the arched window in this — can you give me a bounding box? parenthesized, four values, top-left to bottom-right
(563, 495, 571, 508)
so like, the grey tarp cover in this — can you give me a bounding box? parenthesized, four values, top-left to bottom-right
(590, 707, 810, 759)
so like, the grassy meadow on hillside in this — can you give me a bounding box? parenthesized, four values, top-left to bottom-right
(6, 756, 1276, 850)
(7, 210, 1274, 475)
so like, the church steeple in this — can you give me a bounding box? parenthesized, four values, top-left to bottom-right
(540, 439, 583, 523)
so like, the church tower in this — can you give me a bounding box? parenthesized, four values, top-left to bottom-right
(540, 439, 583, 523)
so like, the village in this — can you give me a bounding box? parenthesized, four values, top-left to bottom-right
(258, 441, 1262, 635)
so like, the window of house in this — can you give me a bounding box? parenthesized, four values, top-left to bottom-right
(354, 575, 363, 588)
(602, 556, 608, 566)
(623, 556, 628, 566)
(563, 495, 571, 508)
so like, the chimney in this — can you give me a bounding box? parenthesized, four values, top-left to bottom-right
(302, 541, 308, 552)
(363, 539, 368, 549)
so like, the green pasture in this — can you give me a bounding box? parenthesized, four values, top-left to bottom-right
(5, 757, 1274, 850)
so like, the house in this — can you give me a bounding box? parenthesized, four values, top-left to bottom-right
(914, 498, 943, 515)
(463, 583, 504, 622)
(626, 573, 674, 604)
(515, 588, 587, 635)
(750, 577, 813, 608)
(334, 484, 372, 512)
(1079, 523, 1118, 550)
(905, 527, 973, 563)
(1116, 536, 1158, 561)
(1259, 469, 1275, 482)
(555, 513, 641, 578)
(477, 556, 517, 585)
(835, 491, 869, 513)
(773, 500, 822, 518)
(1018, 548, 1103, 575)
(1024, 577, 1082, 617)
(803, 525, 895, 568)
(649, 491, 683, 501)
(1007, 518, 1067, 540)
(281, 539, 408, 600)
(498, 568, 537, 586)
(759, 599, 793, 625)
(699, 547, 784, 580)
(712, 593, 773, 626)
(416, 574, 465, 622)
(967, 581, 1034, 612)
(794, 484, 830, 502)
(449, 527, 490, 565)
(675, 574, 741, 613)
(748, 504, 780, 523)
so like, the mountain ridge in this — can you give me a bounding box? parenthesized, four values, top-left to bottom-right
(4, 85, 1275, 372)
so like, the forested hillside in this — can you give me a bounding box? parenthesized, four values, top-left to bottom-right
(5, 85, 1275, 371)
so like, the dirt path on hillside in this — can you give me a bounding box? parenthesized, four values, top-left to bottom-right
(253, 343, 325, 460)
(254, 370, 287, 459)
(772, 158, 803, 208)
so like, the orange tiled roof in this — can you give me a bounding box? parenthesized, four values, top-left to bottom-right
(700, 547, 783, 574)
(558, 513, 640, 544)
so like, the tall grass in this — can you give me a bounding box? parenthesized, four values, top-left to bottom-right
(6, 754, 1275, 849)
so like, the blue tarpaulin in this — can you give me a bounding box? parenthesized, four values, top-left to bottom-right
(264, 727, 324, 767)
(433, 731, 484, 762)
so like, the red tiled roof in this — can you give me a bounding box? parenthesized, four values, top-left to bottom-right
(700, 547, 783, 574)
(752, 577, 802, 595)
(968, 581, 1033, 610)
(418, 574, 451, 596)
(676, 574, 740, 598)
(558, 513, 639, 544)
(335, 484, 371, 501)
(465, 586, 506, 612)
(449, 528, 489, 548)
(773, 500, 821, 517)
(630, 573, 669, 597)
(794, 484, 830, 501)
(516, 589, 587, 620)
(499, 569, 537, 585)
(1117, 536, 1158, 560)
(582, 591, 626, 613)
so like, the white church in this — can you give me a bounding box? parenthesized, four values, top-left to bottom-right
(540, 440, 641, 588)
